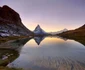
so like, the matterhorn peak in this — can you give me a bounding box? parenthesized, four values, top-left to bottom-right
(37, 24, 40, 27)
(35, 25, 41, 30)
(34, 25, 47, 35)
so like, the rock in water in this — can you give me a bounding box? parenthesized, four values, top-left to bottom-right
(0, 5, 33, 36)
(34, 25, 47, 35)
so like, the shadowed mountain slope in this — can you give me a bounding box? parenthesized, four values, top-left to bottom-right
(0, 5, 33, 36)
(58, 24, 85, 37)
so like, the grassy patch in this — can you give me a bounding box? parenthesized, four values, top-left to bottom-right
(0, 36, 31, 44)
(0, 66, 23, 70)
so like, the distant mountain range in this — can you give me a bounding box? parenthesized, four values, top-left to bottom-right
(33, 25, 48, 36)
(50, 28, 68, 35)
(0, 5, 33, 37)
(58, 24, 85, 37)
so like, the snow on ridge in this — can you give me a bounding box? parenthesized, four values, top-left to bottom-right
(34, 25, 47, 35)
(50, 28, 68, 35)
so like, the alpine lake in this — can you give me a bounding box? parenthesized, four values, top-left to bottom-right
(0, 36, 85, 70)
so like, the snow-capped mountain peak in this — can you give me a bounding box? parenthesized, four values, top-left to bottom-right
(34, 25, 47, 35)
(63, 28, 68, 32)
(34, 25, 41, 31)
(50, 28, 68, 35)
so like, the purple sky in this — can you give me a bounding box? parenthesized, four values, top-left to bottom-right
(0, 0, 85, 32)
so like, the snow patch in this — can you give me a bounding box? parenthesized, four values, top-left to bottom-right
(34, 25, 47, 35)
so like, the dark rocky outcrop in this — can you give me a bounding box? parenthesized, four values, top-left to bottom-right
(0, 5, 33, 36)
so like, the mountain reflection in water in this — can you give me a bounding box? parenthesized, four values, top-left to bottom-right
(0, 36, 85, 70)
(34, 36, 45, 45)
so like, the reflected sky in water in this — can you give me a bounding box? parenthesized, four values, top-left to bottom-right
(7, 37, 85, 70)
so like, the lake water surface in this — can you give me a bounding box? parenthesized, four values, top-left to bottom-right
(2, 36, 85, 70)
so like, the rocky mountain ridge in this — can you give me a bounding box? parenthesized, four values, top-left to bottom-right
(0, 5, 33, 36)
(34, 25, 47, 35)
(58, 24, 85, 38)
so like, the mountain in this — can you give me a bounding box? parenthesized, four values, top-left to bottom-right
(58, 24, 85, 45)
(57, 24, 85, 45)
(0, 5, 33, 37)
(34, 25, 47, 36)
(50, 28, 68, 35)
(58, 24, 85, 37)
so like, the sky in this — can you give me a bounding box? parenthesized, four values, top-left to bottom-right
(0, 0, 85, 32)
